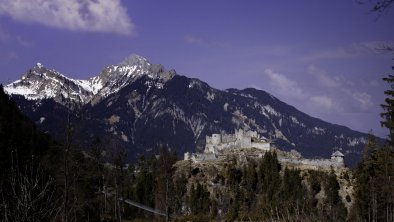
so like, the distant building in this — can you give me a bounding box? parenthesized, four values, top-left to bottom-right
(331, 150, 345, 164)
(205, 129, 271, 154)
(184, 129, 345, 169)
(185, 129, 271, 161)
(279, 150, 345, 168)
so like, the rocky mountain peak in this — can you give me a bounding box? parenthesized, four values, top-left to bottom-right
(4, 63, 94, 104)
(5, 54, 176, 105)
(120, 54, 151, 68)
(35, 62, 44, 69)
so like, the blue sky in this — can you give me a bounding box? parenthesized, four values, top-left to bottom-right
(0, 0, 393, 137)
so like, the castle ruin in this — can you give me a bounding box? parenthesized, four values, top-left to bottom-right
(184, 129, 345, 169)
(278, 150, 345, 169)
(205, 129, 271, 153)
(184, 129, 271, 162)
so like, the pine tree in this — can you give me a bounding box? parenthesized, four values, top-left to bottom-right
(189, 183, 196, 214)
(280, 168, 304, 207)
(381, 71, 394, 146)
(324, 169, 347, 221)
(353, 134, 394, 221)
(244, 162, 258, 192)
(173, 173, 188, 215)
(259, 151, 281, 201)
(134, 155, 155, 211)
(153, 144, 177, 216)
(188, 183, 211, 216)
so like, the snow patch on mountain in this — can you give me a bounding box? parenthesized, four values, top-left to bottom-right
(347, 137, 367, 147)
(187, 115, 207, 142)
(309, 127, 326, 135)
(188, 79, 204, 91)
(4, 64, 94, 104)
(263, 105, 280, 117)
(274, 128, 290, 143)
(121, 132, 129, 142)
(290, 116, 306, 127)
(231, 110, 266, 134)
(238, 93, 257, 99)
(39, 117, 45, 124)
(5, 83, 40, 100)
(206, 91, 215, 102)
(223, 103, 229, 112)
(107, 115, 120, 125)
(4, 54, 175, 106)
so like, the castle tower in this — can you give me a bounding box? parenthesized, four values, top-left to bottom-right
(331, 151, 344, 163)
(211, 134, 221, 145)
(235, 129, 244, 141)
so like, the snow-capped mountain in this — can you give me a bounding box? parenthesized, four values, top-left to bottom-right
(3, 54, 379, 166)
(4, 62, 94, 104)
(88, 54, 175, 104)
(4, 54, 175, 106)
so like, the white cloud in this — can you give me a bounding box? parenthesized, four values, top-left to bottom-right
(263, 69, 304, 99)
(0, 0, 135, 36)
(302, 48, 354, 61)
(262, 66, 375, 116)
(262, 68, 343, 114)
(184, 35, 204, 44)
(352, 92, 373, 110)
(307, 64, 343, 88)
(310, 95, 341, 112)
(307, 64, 375, 111)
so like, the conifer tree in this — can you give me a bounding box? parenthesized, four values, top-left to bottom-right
(324, 169, 347, 221)
(153, 144, 177, 216)
(134, 155, 154, 210)
(188, 182, 211, 216)
(280, 168, 303, 207)
(353, 133, 394, 221)
(259, 151, 281, 201)
(381, 71, 394, 146)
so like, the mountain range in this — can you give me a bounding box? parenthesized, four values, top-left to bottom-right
(3, 54, 377, 166)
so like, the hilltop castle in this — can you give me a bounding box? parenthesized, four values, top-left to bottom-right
(184, 129, 345, 169)
(205, 129, 271, 153)
(184, 129, 271, 162)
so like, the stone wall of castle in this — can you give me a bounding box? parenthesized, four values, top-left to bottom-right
(251, 142, 271, 150)
(205, 129, 270, 154)
(279, 157, 344, 168)
(186, 129, 345, 169)
(184, 152, 218, 162)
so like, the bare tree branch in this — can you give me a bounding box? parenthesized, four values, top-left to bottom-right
(1, 160, 61, 222)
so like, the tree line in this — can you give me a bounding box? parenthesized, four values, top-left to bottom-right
(179, 152, 347, 222)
